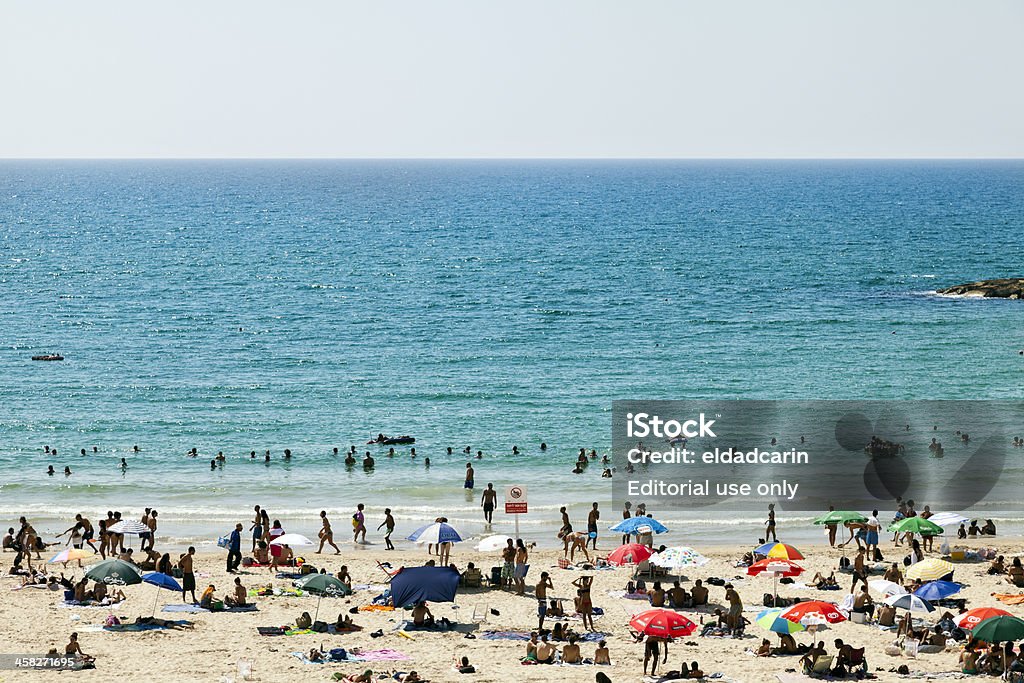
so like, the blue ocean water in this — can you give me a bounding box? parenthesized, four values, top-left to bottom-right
(1, 161, 1022, 546)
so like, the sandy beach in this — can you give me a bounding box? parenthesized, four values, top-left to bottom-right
(4, 531, 1024, 683)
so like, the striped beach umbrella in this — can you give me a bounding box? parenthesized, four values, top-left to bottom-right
(48, 548, 92, 564)
(107, 520, 151, 535)
(406, 522, 462, 545)
(885, 593, 935, 613)
(756, 608, 807, 634)
(956, 607, 1013, 630)
(905, 558, 954, 582)
(755, 542, 805, 560)
(629, 609, 697, 638)
(649, 546, 710, 569)
(607, 543, 653, 567)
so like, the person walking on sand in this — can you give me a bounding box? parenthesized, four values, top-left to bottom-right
(587, 502, 600, 550)
(353, 503, 367, 544)
(227, 523, 243, 572)
(317, 510, 341, 554)
(481, 483, 497, 524)
(766, 503, 777, 542)
(464, 463, 474, 490)
(178, 546, 197, 603)
(621, 502, 632, 544)
(378, 508, 395, 550)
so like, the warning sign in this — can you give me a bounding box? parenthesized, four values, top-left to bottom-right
(505, 485, 528, 514)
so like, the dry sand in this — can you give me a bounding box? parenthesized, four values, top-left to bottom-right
(2, 535, 1022, 683)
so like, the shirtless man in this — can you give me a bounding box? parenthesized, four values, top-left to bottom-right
(668, 580, 689, 608)
(480, 484, 497, 524)
(535, 571, 553, 630)
(852, 584, 874, 619)
(560, 507, 572, 535)
(690, 579, 709, 606)
(587, 503, 600, 550)
(378, 508, 395, 550)
(501, 539, 516, 588)
(535, 634, 556, 664)
(178, 546, 197, 603)
(411, 601, 434, 627)
(145, 510, 158, 551)
(561, 635, 582, 664)
(317, 511, 341, 554)
(724, 584, 743, 629)
(463, 463, 474, 490)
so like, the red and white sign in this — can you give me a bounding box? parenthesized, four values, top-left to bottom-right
(505, 485, 528, 514)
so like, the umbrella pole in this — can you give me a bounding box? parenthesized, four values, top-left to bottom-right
(314, 594, 322, 624)
(153, 584, 160, 616)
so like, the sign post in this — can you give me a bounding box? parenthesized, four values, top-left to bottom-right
(504, 485, 528, 540)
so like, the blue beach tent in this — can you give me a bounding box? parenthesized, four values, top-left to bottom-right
(389, 566, 460, 607)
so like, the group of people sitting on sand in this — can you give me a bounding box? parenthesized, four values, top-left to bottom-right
(796, 639, 868, 678)
(522, 631, 611, 665)
(986, 555, 1024, 587)
(960, 639, 1024, 677)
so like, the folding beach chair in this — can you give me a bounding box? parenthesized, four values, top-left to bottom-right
(471, 603, 489, 624)
(376, 561, 400, 582)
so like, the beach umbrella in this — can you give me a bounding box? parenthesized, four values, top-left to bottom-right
(406, 522, 463, 545)
(970, 615, 1024, 643)
(913, 580, 961, 602)
(142, 571, 181, 615)
(926, 512, 969, 530)
(905, 558, 954, 582)
(868, 579, 907, 597)
(475, 534, 512, 552)
(956, 607, 1013, 630)
(887, 517, 943, 535)
(607, 543, 653, 567)
(297, 573, 349, 622)
(747, 559, 803, 577)
(649, 547, 710, 569)
(629, 608, 697, 638)
(609, 517, 669, 535)
(748, 559, 804, 607)
(389, 566, 460, 607)
(780, 601, 846, 624)
(755, 542, 805, 560)
(108, 520, 151, 535)
(885, 593, 935, 613)
(85, 559, 142, 586)
(812, 511, 867, 525)
(48, 548, 92, 565)
(756, 608, 807, 635)
(269, 533, 316, 547)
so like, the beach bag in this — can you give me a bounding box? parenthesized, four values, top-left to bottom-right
(312, 620, 329, 633)
(328, 648, 347, 661)
(838, 556, 851, 569)
(873, 548, 884, 562)
(217, 535, 230, 549)
(211, 600, 225, 612)
(301, 564, 316, 575)
(172, 567, 183, 578)
(296, 612, 312, 629)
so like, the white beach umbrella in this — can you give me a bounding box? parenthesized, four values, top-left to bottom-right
(270, 533, 315, 547)
(108, 520, 151, 535)
(885, 593, 935, 613)
(869, 579, 908, 597)
(927, 512, 969, 530)
(475, 534, 513, 552)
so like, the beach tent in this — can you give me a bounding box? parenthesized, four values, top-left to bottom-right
(389, 566, 460, 607)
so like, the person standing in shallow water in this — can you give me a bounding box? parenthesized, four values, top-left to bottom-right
(464, 463, 474, 490)
(481, 483, 497, 524)
(766, 503, 777, 542)
(378, 508, 395, 550)
(353, 503, 366, 544)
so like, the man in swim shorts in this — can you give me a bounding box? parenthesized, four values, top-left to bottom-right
(481, 483, 496, 524)
(464, 463, 474, 490)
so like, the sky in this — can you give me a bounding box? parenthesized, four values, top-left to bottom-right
(0, 1, 1021, 158)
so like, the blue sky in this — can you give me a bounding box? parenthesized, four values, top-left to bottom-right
(1, 1, 1021, 158)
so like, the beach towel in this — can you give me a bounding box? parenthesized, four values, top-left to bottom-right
(289, 651, 368, 665)
(162, 603, 258, 613)
(59, 599, 126, 609)
(349, 648, 410, 661)
(482, 630, 532, 641)
(276, 572, 305, 579)
(103, 619, 191, 632)
(993, 593, 1024, 605)
(358, 604, 394, 612)
(607, 590, 649, 600)
(258, 626, 287, 636)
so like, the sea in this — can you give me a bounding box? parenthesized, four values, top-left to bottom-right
(1, 160, 1022, 550)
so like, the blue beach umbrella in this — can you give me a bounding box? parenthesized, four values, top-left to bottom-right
(913, 580, 961, 602)
(406, 522, 462, 545)
(609, 516, 669, 535)
(142, 571, 182, 615)
(756, 608, 807, 635)
(389, 566, 460, 608)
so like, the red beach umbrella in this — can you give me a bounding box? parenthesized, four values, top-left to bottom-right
(607, 543, 654, 566)
(780, 600, 847, 624)
(747, 558, 804, 577)
(956, 607, 1013, 629)
(629, 608, 697, 638)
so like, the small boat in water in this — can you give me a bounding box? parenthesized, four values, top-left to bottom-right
(31, 354, 64, 361)
(367, 434, 415, 445)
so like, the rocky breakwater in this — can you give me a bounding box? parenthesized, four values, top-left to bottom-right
(937, 278, 1024, 299)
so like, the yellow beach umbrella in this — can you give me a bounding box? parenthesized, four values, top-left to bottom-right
(906, 558, 954, 582)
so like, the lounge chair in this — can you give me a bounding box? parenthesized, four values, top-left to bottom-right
(802, 654, 834, 677)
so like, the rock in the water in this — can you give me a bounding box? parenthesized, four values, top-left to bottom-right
(937, 278, 1024, 299)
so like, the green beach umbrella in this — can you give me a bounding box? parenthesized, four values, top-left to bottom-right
(887, 517, 943, 535)
(296, 573, 349, 624)
(812, 511, 867, 525)
(971, 615, 1024, 643)
(756, 608, 806, 634)
(84, 559, 143, 586)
